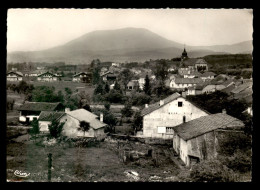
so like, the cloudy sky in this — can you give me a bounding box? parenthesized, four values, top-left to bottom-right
(7, 9, 253, 52)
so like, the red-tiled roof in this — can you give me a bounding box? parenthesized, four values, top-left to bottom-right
(173, 113, 244, 141)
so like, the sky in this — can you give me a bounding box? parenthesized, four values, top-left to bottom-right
(7, 9, 253, 52)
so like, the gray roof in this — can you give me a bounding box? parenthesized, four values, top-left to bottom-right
(73, 72, 91, 77)
(67, 109, 107, 129)
(141, 93, 181, 116)
(38, 111, 65, 121)
(173, 113, 244, 141)
(18, 102, 63, 111)
(7, 71, 23, 77)
(175, 78, 203, 84)
(37, 71, 58, 77)
(201, 72, 216, 77)
(231, 82, 252, 94)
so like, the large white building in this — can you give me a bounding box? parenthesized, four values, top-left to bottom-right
(140, 93, 209, 139)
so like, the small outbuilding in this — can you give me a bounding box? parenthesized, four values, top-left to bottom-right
(172, 113, 244, 167)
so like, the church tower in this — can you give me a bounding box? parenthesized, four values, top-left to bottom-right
(181, 45, 188, 60)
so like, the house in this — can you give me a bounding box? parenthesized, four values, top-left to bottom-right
(183, 71, 202, 79)
(200, 72, 216, 81)
(172, 113, 244, 167)
(202, 84, 226, 94)
(18, 102, 64, 123)
(59, 109, 107, 138)
(138, 77, 145, 90)
(169, 78, 203, 90)
(194, 59, 208, 71)
(38, 111, 65, 132)
(186, 85, 204, 96)
(37, 71, 61, 82)
(220, 84, 236, 95)
(127, 80, 139, 90)
(73, 72, 92, 83)
(140, 93, 209, 139)
(7, 71, 23, 81)
(100, 67, 109, 76)
(101, 71, 117, 82)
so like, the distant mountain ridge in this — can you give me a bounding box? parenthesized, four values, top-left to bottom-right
(7, 27, 253, 63)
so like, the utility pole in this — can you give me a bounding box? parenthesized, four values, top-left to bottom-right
(48, 153, 52, 182)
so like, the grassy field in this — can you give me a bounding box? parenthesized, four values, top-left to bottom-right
(6, 127, 182, 182)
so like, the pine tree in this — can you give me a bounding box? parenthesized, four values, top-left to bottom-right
(143, 75, 151, 95)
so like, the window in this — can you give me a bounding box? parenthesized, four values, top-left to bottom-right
(166, 127, 173, 134)
(183, 115, 186, 123)
(178, 101, 183, 107)
(157, 127, 166, 134)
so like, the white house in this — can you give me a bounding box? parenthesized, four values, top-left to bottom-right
(140, 93, 209, 139)
(73, 72, 92, 83)
(59, 109, 107, 138)
(173, 113, 244, 167)
(169, 78, 203, 89)
(7, 71, 23, 81)
(37, 71, 60, 82)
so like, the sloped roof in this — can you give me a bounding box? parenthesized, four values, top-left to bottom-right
(141, 93, 181, 116)
(201, 72, 216, 77)
(7, 71, 23, 77)
(233, 87, 253, 100)
(127, 80, 139, 87)
(183, 58, 198, 66)
(100, 71, 113, 77)
(173, 113, 244, 141)
(38, 111, 65, 121)
(231, 82, 252, 94)
(73, 72, 91, 77)
(221, 79, 235, 87)
(175, 78, 203, 84)
(37, 71, 58, 77)
(66, 109, 107, 129)
(220, 84, 236, 94)
(195, 59, 208, 64)
(18, 102, 62, 111)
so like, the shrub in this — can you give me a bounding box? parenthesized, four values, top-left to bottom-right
(190, 159, 236, 182)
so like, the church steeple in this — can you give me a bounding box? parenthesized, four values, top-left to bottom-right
(181, 44, 188, 60)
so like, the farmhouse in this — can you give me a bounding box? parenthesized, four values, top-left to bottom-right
(73, 72, 92, 83)
(38, 111, 65, 132)
(169, 78, 203, 89)
(186, 85, 204, 96)
(127, 80, 139, 90)
(194, 59, 208, 71)
(37, 71, 61, 82)
(172, 113, 244, 167)
(7, 71, 23, 81)
(59, 109, 107, 138)
(18, 102, 64, 123)
(140, 93, 209, 139)
(101, 71, 117, 82)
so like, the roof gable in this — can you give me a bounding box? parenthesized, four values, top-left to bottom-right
(38, 111, 65, 121)
(37, 71, 58, 77)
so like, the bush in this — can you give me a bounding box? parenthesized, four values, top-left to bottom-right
(190, 159, 236, 182)
(48, 119, 65, 138)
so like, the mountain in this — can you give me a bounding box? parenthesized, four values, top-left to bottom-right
(7, 28, 253, 63)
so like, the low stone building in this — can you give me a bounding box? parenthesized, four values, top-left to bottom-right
(172, 113, 244, 167)
(140, 93, 209, 139)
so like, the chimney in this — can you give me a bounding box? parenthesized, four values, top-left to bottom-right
(159, 100, 164, 106)
(100, 113, 103, 122)
(65, 108, 71, 113)
(145, 104, 149, 108)
(222, 109, 226, 114)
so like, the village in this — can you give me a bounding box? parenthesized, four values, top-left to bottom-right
(6, 48, 253, 182)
